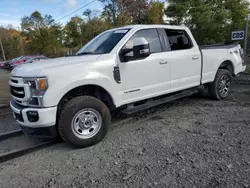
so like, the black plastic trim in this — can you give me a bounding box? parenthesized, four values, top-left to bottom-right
(113, 65, 121, 83)
(122, 88, 198, 114)
(200, 42, 239, 49)
(199, 47, 204, 84)
(157, 28, 171, 52)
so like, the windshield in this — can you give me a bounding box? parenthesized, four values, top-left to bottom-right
(25, 58, 33, 64)
(76, 29, 130, 55)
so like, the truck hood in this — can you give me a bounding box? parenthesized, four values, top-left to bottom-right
(11, 55, 101, 77)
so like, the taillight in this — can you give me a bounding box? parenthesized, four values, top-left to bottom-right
(239, 48, 244, 59)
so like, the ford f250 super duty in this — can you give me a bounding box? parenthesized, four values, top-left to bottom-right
(9, 25, 246, 147)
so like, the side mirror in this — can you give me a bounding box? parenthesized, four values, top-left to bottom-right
(133, 37, 150, 59)
(119, 37, 150, 63)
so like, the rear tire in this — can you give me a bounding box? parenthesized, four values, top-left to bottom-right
(208, 69, 232, 100)
(58, 96, 111, 148)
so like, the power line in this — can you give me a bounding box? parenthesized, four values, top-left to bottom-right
(53, 0, 85, 20)
(44, 0, 66, 15)
(55, 0, 96, 22)
(36, 0, 66, 13)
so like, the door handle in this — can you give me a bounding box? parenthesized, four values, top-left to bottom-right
(192, 56, 199, 60)
(159, 60, 168, 65)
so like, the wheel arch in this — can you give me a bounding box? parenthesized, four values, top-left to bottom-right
(57, 84, 116, 113)
(219, 60, 235, 76)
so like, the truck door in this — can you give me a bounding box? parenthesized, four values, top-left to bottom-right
(164, 29, 201, 92)
(118, 28, 171, 104)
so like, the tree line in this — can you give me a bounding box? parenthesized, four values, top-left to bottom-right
(0, 0, 249, 61)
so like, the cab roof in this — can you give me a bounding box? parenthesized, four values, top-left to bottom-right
(113, 24, 189, 31)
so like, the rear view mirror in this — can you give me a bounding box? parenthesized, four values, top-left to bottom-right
(120, 37, 150, 62)
(133, 37, 150, 59)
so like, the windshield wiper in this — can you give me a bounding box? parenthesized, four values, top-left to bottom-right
(75, 52, 94, 56)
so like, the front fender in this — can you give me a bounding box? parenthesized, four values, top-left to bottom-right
(42, 72, 120, 107)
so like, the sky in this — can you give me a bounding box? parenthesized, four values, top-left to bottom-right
(1, 0, 250, 29)
(0, 0, 103, 28)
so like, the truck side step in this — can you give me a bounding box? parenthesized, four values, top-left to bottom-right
(121, 88, 198, 115)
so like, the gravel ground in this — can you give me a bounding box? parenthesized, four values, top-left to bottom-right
(0, 68, 20, 133)
(0, 73, 249, 188)
(0, 68, 11, 105)
(0, 108, 20, 133)
(0, 134, 52, 155)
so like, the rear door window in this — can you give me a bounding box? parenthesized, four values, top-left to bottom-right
(165, 29, 193, 51)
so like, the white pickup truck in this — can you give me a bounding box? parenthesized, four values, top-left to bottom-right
(9, 25, 246, 147)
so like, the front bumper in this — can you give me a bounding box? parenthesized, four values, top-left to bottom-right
(10, 100, 57, 137)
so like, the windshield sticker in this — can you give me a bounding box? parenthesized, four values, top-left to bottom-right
(114, 30, 128, 34)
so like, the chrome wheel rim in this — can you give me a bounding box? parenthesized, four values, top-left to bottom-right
(218, 74, 231, 97)
(71, 108, 102, 139)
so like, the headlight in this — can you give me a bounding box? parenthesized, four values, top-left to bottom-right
(23, 77, 48, 97)
(239, 48, 244, 59)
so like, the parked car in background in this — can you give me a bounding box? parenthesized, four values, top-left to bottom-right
(0, 61, 6, 68)
(9, 56, 34, 70)
(2, 61, 10, 69)
(1, 55, 49, 70)
(4, 56, 24, 69)
(24, 56, 49, 65)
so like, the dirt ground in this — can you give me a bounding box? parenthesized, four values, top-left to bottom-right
(0, 69, 250, 187)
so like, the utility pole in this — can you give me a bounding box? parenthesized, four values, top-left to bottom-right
(18, 26, 24, 55)
(244, 14, 249, 62)
(0, 35, 6, 61)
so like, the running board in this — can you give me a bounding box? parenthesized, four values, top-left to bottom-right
(121, 89, 198, 115)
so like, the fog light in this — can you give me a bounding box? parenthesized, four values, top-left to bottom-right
(26, 111, 39, 122)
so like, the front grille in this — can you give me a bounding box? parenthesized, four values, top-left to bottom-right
(10, 86, 25, 98)
(11, 79, 18, 83)
(15, 100, 22, 103)
(29, 98, 39, 105)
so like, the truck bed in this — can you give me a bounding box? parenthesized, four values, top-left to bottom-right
(200, 42, 239, 50)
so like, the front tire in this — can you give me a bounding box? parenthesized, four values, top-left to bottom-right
(58, 96, 111, 148)
(208, 69, 232, 100)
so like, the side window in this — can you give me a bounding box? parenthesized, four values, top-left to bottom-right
(165, 29, 193, 51)
(123, 29, 162, 57)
